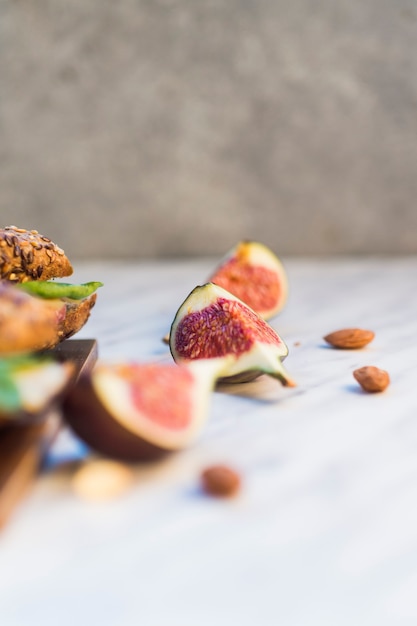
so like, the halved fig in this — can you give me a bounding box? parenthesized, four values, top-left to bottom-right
(62, 358, 229, 462)
(162, 241, 288, 345)
(169, 283, 296, 386)
(207, 241, 288, 320)
(0, 355, 75, 426)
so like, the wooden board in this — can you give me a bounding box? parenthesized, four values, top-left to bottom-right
(0, 339, 98, 529)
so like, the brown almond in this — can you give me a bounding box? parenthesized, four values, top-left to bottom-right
(201, 465, 241, 498)
(323, 328, 375, 349)
(353, 366, 390, 393)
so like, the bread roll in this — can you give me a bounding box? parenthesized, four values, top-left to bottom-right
(61, 294, 97, 341)
(0, 282, 66, 354)
(0, 226, 73, 282)
(0, 225, 98, 353)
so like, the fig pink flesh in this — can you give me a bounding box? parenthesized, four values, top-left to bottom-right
(210, 259, 281, 313)
(174, 298, 282, 359)
(117, 364, 194, 430)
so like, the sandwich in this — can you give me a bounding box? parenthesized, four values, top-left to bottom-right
(0, 225, 101, 355)
(0, 225, 101, 422)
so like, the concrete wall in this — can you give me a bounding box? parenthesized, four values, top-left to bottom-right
(1, 0, 417, 259)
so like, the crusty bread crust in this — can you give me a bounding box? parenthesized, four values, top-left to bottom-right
(0, 226, 73, 282)
(0, 282, 66, 354)
(60, 294, 97, 341)
(0, 226, 98, 353)
(0, 283, 97, 355)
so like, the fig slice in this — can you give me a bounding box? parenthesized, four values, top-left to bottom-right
(162, 241, 288, 345)
(207, 240, 288, 320)
(169, 283, 296, 386)
(62, 357, 230, 462)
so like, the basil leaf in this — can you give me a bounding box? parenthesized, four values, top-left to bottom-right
(0, 374, 21, 412)
(17, 281, 103, 300)
(0, 356, 51, 413)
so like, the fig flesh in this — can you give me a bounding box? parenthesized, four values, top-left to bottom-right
(207, 241, 288, 320)
(169, 283, 296, 386)
(62, 358, 229, 462)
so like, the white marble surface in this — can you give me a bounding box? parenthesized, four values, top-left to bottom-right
(1, 257, 417, 626)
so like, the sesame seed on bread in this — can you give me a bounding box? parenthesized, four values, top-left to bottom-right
(0, 226, 73, 282)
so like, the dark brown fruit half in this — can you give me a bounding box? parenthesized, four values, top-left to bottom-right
(207, 241, 288, 320)
(169, 283, 296, 386)
(62, 359, 227, 462)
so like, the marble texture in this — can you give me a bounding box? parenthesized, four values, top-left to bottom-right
(1, 257, 417, 625)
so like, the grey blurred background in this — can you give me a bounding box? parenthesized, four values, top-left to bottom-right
(1, 0, 416, 259)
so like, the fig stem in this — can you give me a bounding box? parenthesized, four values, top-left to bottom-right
(268, 362, 297, 387)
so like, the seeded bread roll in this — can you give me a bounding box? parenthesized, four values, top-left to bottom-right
(0, 282, 66, 354)
(0, 225, 73, 282)
(0, 282, 97, 355)
(61, 294, 97, 341)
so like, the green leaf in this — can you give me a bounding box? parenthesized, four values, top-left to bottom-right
(0, 373, 21, 413)
(16, 281, 103, 300)
(0, 355, 49, 373)
(0, 355, 53, 413)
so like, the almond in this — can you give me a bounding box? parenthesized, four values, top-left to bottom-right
(201, 464, 241, 498)
(323, 328, 375, 349)
(353, 366, 390, 393)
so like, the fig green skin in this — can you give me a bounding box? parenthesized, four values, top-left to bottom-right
(62, 375, 174, 462)
(217, 370, 263, 384)
(169, 283, 294, 386)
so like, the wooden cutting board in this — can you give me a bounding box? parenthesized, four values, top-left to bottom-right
(0, 339, 98, 529)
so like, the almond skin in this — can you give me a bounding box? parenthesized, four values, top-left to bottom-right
(201, 465, 241, 498)
(323, 328, 375, 349)
(353, 366, 390, 393)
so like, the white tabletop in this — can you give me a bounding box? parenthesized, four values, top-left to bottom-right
(1, 256, 417, 626)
